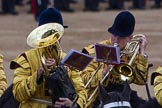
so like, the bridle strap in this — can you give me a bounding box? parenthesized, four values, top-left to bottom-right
(104, 101, 131, 108)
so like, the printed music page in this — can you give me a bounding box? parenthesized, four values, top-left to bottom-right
(94, 43, 120, 64)
(61, 49, 94, 71)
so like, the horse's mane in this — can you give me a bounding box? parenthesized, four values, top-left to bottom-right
(0, 84, 19, 108)
(98, 81, 161, 108)
(129, 90, 146, 108)
(138, 98, 161, 108)
(108, 92, 126, 102)
(98, 81, 132, 108)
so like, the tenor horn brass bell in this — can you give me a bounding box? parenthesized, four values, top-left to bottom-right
(113, 63, 135, 83)
(27, 23, 64, 48)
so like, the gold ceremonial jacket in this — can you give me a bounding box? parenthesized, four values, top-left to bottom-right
(11, 49, 87, 108)
(80, 39, 148, 108)
(152, 66, 162, 107)
(0, 54, 7, 97)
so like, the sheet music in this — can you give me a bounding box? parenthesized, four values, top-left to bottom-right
(61, 49, 94, 71)
(94, 43, 120, 64)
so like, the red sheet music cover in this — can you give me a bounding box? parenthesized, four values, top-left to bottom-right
(61, 49, 94, 71)
(94, 43, 120, 64)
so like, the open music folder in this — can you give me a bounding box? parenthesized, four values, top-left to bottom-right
(94, 43, 120, 64)
(61, 49, 94, 71)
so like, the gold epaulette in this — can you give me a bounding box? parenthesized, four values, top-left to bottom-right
(10, 55, 30, 69)
(151, 66, 162, 85)
(83, 44, 95, 55)
(154, 66, 162, 75)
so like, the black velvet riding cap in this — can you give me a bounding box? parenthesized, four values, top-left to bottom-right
(108, 11, 135, 37)
(38, 8, 68, 28)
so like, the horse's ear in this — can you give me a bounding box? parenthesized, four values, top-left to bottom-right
(98, 82, 111, 102)
(121, 80, 132, 101)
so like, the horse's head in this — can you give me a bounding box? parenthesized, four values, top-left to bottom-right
(98, 81, 132, 108)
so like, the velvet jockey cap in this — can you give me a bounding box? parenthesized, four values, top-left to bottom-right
(108, 11, 135, 37)
(38, 8, 68, 28)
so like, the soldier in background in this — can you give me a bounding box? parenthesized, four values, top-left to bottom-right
(83, 0, 100, 11)
(15, 0, 24, 6)
(0, 0, 18, 15)
(31, 0, 49, 21)
(54, 0, 75, 12)
(129, 0, 146, 9)
(105, 0, 124, 10)
(151, 0, 162, 8)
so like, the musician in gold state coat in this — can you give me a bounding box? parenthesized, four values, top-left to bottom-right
(81, 11, 149, 108)
(0, 54, 7, 97)
(11, 8, 87, 108)
(151, 66, 162, 107)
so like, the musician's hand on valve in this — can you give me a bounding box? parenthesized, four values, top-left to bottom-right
(54, 98, 73, 108)
(139, 35, 148, 55)
(45, 58, 56, 70)
(37, 58, 56, 81)
(37, 66, 44, 81)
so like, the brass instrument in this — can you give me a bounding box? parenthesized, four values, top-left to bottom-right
(27, 23, 64, 48)
(85, 34, 145, 103)
(112, 34, 144, 83)
(27, 22, 64, 70)
(27, 23, 64, 104)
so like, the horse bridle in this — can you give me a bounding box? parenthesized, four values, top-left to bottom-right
(103, 101, 131, 108)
